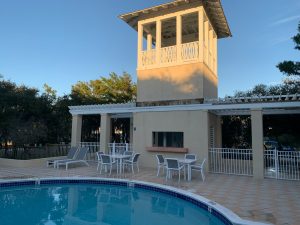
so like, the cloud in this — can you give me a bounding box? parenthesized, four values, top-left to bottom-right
(271, 15, 300, 26)
(269, 36, 292, 46)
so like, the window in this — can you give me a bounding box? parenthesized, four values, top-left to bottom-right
(152, 132, 184, 148)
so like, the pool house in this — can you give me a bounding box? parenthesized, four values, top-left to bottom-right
(69, 0, 300, 180)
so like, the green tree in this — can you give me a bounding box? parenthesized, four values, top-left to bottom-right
(277, 21, 300, 76)
(71, 72, 137, 104)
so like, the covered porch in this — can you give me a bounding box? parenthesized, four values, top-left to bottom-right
(69, 95, 300, 180)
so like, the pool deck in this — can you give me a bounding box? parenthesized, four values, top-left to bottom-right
(0, 162, 299, 225)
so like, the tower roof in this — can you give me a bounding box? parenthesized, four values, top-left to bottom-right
(119, 0, 232, 39)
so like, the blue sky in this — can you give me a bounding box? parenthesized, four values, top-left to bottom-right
(0, 0, 299, 97)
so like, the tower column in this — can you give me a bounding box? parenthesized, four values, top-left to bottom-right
(137, 22, 143, 68)
(213, 33, 218, 74)
(209, 28, 213, 69)
(204, 20, 209, 65)
(156, 19, 161, 65)
(147, 34, 152, 51)
(176, 15, 182, 63)
(198, 8, 204, 62)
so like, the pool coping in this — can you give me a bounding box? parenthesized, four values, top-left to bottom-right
(0, 177, 272, 225)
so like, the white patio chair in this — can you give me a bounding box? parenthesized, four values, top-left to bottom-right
(56, 147, 89, 170)
(96, 151, 105, 171)
(99, 154, 116, 175)
(156, 154, 165, 176)
(47, 147, 78, 168)
(123, 151, 134, 157)
(123, 153, 140, 174)
(191, 158, 206, 182)
(185, 154, 196, 160)
(165, 158, 185, 182)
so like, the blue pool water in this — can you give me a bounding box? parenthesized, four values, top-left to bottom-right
(0, 183, 226, 225)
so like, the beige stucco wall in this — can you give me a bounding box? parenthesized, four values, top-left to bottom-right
(133, 110, 219, 170)
(137, 62, 218, 103)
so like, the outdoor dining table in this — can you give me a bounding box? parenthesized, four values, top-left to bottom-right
(178, 158, 197, 181)
(110, 154, 131, 174)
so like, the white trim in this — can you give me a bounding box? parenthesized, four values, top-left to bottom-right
(69, 101, 300, 115)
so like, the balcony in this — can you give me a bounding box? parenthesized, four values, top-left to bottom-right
(138, 41, 217, 74)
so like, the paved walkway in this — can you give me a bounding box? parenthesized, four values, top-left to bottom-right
(0, 162, 299, 225)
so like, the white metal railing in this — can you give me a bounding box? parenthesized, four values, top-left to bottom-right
(264, 149, 300, 180)
(160, 45, 177, 64)
(209, 148, 253, 176)
(141, 49, 156, 67)
(181, 41, 199, 61)
(80, 142, 100, 160)
(108, 143, 133, 155)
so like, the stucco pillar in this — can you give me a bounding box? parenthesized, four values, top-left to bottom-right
(251, 109, 264, 179)
(147, 34, 152, 51)
(71, 115, 82, 147)
(199, 110, 209, 171)
(176, 14, 182, 63)
(198, 7, 204, 62)
(137, 22, 143, 68)
(156, 19, 161, 65)
(100, 113, 111, 153)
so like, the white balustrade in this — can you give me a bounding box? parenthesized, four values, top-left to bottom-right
(160, 45, 177, 64)
(141, 49, 156, 67)
(181, 41, 199, 61)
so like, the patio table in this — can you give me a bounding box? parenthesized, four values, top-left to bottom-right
(178, 158, 197, 181)
(110, 154, 131, 174)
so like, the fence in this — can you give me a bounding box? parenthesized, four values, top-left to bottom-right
(108, 143, 133, 155)
(264, 149, 300, 180)
(209, 148, 253, 176)
(0, 144, 70, 160)
(79, 142, 100, 161)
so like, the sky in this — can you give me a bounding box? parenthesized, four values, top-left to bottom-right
(0, 0, 299, 97)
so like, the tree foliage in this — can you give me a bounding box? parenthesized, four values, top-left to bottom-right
(277, 22, 300, 76)
(71, 72, 136, 104)
(0, 73, 136, 147)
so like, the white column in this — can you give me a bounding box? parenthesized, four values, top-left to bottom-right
(204, 20, 209, 65)
(137, 22, 143, 68)
(100, 113, 111, 153)
(156, 19, 161, 65)
(213, 32, 218, 75)
(147, 33, 152, 51)
(71, 115, 82, 147)
(176, 15, 182, 63)
(251, 109, 264, 179)
(209, 29, 213, 69)
(198, 8, 204, 62)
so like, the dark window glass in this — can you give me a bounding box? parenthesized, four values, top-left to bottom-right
(152, 132, 183, 148)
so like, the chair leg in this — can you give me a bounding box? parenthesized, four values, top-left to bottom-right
(132, 164, 134, 174)
(201, 169, 205, 182)
(157, 166, 160, 176)
(137, 163, 139, 172)
(109, 165, 112, 175)
(100, 164, 103, 174)
(179, 170, 181, 182)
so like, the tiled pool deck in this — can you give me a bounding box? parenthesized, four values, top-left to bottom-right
(0, 162, 299, 225)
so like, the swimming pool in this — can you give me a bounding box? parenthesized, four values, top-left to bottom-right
(0, 178, 266, 225)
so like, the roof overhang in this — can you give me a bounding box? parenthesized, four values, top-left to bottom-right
(119, 0, 232, 39)
(69, 101, 300, 116)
